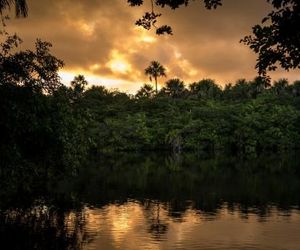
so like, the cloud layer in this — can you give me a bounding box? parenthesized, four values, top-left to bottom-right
(4, 0, 299, 92)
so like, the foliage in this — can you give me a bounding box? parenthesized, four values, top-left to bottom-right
(0, 35, 92, 171)
(136, 83, 155, 99)
(1, 34, 300, 173)
(0, 34, 64, 94)
(78, 76, 300, 155)
(189, 79, 222, 99)
(162, 78, 185, 98)
(129, 0, 221, 34)
(241, 0, 300, 75)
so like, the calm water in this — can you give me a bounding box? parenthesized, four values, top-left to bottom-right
(1, 153, 300, 250)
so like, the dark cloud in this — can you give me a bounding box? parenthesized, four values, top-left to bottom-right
(2, 0, 299, 92)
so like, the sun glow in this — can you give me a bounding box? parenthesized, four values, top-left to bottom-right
(134, 27, 157, 44)
(59, 70, 141, 93)
(107, 50, 131, 74)
(140, 35, 156, 43)
(109, 60, 130, 74)
(89, 63, 101, 71)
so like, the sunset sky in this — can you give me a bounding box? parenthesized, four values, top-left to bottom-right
(4, 0, 300, 93)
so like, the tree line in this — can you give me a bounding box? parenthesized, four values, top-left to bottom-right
(1, 35, 300, 172)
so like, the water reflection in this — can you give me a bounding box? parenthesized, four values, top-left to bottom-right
(1, 153, 300, 249)
(82, 202, 300, 250)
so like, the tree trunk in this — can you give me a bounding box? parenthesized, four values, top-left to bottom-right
(155, 76, 158, 94)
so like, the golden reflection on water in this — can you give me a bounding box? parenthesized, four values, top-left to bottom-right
(62, 201, 300, 250)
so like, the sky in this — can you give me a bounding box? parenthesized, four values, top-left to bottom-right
(3, 0, 300, 93)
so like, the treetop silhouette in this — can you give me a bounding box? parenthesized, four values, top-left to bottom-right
(145, 60, 167, 94)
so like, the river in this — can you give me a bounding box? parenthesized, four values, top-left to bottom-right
(1, 153, 300, 249)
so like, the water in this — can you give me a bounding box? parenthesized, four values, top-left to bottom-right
(63, 203, 300, 250)
(1, 153, 300, 249)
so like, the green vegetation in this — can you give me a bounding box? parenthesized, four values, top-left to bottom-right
(0, 2, 299, 249)
(0, 35, 92, 171)
(1, 34, 300, 171)
(85, 76, 300, 155)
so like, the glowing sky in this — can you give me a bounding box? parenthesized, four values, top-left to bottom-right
(4, 0, 300, 93)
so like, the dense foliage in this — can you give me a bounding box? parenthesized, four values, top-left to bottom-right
(81, 77, 300, 155)
(0, 35, 92, 171)
(1, 35, 300, 172)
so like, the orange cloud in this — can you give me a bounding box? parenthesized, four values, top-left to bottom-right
(4, 0, 299, 93)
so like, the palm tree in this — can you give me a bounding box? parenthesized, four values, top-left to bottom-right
(164, 78, 185, 98)
(229, 79, 252, 100)
(291, 80, 300, 97)
(71, 75, 88, 96)
(145, 61, 166, 94)
(0, 0, 28, 17)
(249, 76, 271, 98)
(189, 79, 222, 99)
(272, 78, 289, 96)
(136, 83, 155, 99)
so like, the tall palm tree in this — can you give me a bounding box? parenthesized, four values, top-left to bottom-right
(145, 61, 166, 94)
(0, 0, 28, 17)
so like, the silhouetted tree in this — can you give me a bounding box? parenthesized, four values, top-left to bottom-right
(272, 79, 289, 96)
(249, 76, 271, 98)
(136, 83, 155, 98)
(292, 80, 300, 97)
(241, 0, 300, 75)
(145, 61, 166, 94)
(0, 34, 63, 94)
(189, 79, 221, 99)
(0, 34, 92, 170)
(162, 78, 185, 98)
(223, 79, 251, 100)
(70, 74, 88, 100)
(130, 0, 221, 34)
